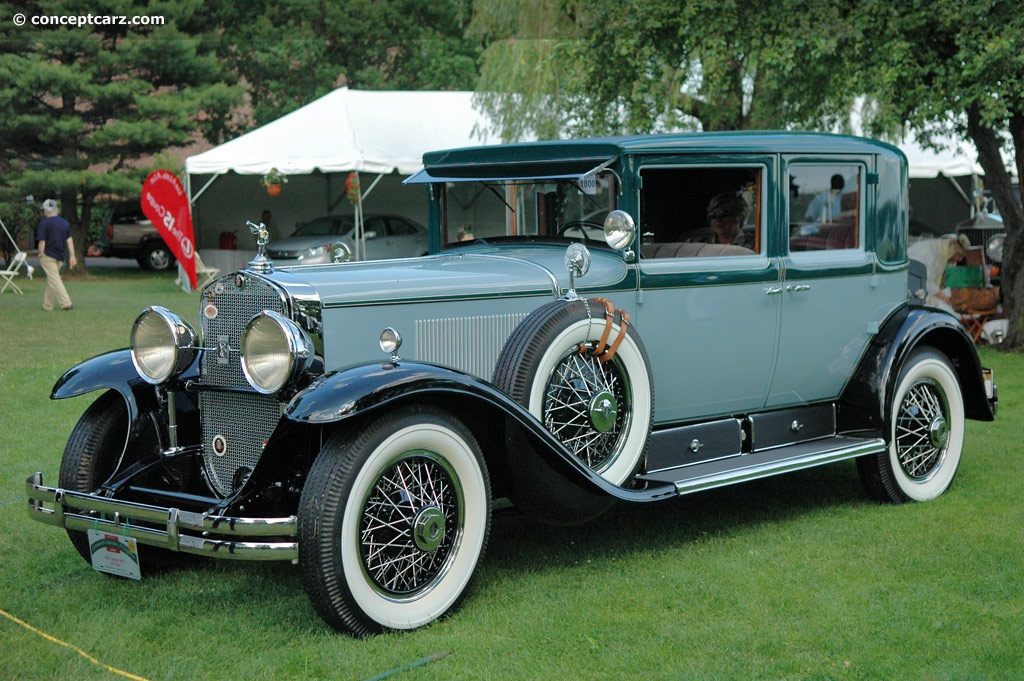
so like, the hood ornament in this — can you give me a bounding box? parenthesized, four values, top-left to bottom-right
(246, 220, 273, 273)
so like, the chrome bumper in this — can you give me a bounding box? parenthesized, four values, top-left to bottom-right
(26, 472, 298, 562)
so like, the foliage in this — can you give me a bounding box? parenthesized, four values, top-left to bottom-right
(212, 0, 481, 126)
(261, 168, 287, 188)
(851, 0, 1024, 347)
(0, 0, 244, 269)
(470, 0, 859, 141)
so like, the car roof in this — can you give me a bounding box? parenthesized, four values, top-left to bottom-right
(413, 131, 905, 182)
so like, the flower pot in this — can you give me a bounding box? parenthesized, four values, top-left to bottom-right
(265, 183, 282, 196)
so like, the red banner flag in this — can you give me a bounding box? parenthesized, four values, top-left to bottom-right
(141, 170, 196, 289)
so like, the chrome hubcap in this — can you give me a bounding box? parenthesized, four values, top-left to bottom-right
(895, 380, 949, 480)
(588, 390, 618, 433)
(412, 506, 446, 552)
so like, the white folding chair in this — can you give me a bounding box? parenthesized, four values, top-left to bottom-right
(177, 253, 222, 293)
(0, 251, 27, 294)
(195, 252, 221, 288)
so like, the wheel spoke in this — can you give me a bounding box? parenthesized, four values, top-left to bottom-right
(895, 380, 947, 480)
(360, 454, 460, 596)
(543, 346, 629, 471)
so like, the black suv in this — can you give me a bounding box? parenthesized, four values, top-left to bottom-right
(96, 200, 176, 271)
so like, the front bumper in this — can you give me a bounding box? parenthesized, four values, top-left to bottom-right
(26, 472, 298, 561)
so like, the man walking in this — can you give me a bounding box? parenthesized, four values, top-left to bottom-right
(36, 198, 76, 311)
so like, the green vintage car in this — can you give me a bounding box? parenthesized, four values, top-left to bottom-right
(27, 132, 997, 635)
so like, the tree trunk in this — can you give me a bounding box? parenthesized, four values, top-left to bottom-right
(967, 104, 1024, 347)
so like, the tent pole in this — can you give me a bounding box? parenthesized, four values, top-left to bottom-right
(189, 173, 224, 205)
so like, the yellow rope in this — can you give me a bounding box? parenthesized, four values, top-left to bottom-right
(0, 607, 152, 681)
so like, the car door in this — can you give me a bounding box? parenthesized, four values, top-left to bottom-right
(767, 158, 906, 407)
(382, 216, 428, 258)
(634, 159, 782, 424)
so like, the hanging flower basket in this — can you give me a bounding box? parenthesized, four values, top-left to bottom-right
(345, 172, 360, 205)
(262, 168, 287, 195)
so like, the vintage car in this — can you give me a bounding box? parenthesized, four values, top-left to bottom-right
(27, 132, 997, 636)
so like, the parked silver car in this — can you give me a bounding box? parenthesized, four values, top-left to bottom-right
(265, 213, 427, 264)
(27, 132, 997, 637)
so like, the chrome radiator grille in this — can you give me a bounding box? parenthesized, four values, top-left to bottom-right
(199, 275, 288, 497)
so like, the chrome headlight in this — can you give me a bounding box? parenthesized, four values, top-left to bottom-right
(603, 210, 636, 251)
(986, 233, 1005, 264)
(241, 310, 314, 394)
(130, 306, 199, 384)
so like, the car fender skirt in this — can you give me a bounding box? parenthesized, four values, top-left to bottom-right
(840, 306, 995, 433)
(284, 361, 675, 503)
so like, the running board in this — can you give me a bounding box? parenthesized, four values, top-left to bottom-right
(637, 435, 886, 496)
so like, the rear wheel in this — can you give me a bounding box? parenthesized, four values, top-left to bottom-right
(298, 405, 491, 635)
(858, 349, 965, 503)
(138, 243, 174, 271)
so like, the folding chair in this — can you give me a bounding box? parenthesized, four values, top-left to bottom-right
(195, 252, 221, 288)
(176, 252, 221, 293)
(0, 251, 28, 294)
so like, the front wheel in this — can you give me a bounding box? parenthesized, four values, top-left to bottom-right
(298, 405, 491, 636)
(858, 348, 965, 503)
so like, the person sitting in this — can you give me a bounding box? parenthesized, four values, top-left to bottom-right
(705, 191, 755, 250)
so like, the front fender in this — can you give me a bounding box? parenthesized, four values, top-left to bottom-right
(840, 305, 994, 435)
(52, 349, 154, 425)
(285, 361, 675, 503)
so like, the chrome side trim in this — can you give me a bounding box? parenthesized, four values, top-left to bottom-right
(26, 473, 297, 561)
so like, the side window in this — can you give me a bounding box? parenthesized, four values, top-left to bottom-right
(788, 165, 861, 252)
(386, 217, 417, 236)
(639, 166, 762, 258)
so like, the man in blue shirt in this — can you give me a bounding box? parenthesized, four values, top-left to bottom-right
(36, 199, 77, 311)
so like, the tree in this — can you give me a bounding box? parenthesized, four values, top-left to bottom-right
(0, 0, 242, 270)
(853, 0, 1024, 347)
(214, 0, 481, 126)
(470, 0, 858, 141)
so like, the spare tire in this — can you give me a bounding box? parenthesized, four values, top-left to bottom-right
(493, 298, 654, 486)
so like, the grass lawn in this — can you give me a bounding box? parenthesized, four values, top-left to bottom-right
(1, 269, 1022, 680)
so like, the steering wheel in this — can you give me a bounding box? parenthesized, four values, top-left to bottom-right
(557, 221, 604, 242)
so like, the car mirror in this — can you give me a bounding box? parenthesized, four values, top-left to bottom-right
(603, 210, 635, 251)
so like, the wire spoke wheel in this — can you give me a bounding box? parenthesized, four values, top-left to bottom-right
(543, 346, 631, 473)
(857, 348, 964, 504)
(360, 453, 462, 597)
(299, 406, 490, 635)
(894, 379, 949, 480)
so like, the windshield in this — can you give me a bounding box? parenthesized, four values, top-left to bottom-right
(440, 172, 618, 245)
(292, 216, 353, 237)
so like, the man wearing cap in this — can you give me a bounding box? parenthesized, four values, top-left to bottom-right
(36, 198, 77, 311)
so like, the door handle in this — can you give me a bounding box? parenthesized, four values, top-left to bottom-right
(765, 286, 784, 295)
(786, 284, 812, 292)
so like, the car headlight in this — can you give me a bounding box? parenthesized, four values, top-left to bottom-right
(304, 245, 328, 259)
(130, 306, 199, 384)
(241, 310, 314, 394)
(986, 233, 1005, 264)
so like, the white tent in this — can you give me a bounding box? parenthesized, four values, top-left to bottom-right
(184, 88, 501, 264)
(186, 88, 499, 180)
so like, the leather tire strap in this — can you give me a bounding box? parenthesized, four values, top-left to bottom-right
(581, 298, 630, 363)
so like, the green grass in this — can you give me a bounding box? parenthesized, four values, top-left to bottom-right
(2, 270, 1022, 680)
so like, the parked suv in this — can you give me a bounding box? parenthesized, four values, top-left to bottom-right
(96, 200, 176, 271)
(27, 132, 996, 636)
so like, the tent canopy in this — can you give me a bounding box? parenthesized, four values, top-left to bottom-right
(185, 88, 499, 178)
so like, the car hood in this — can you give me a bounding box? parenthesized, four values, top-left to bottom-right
(268, 246, 632, 307)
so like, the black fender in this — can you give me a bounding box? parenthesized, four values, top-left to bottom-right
(284, 360, 676, 503)
(51, 348, 200, 444)
(839, 305, 995, 437)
